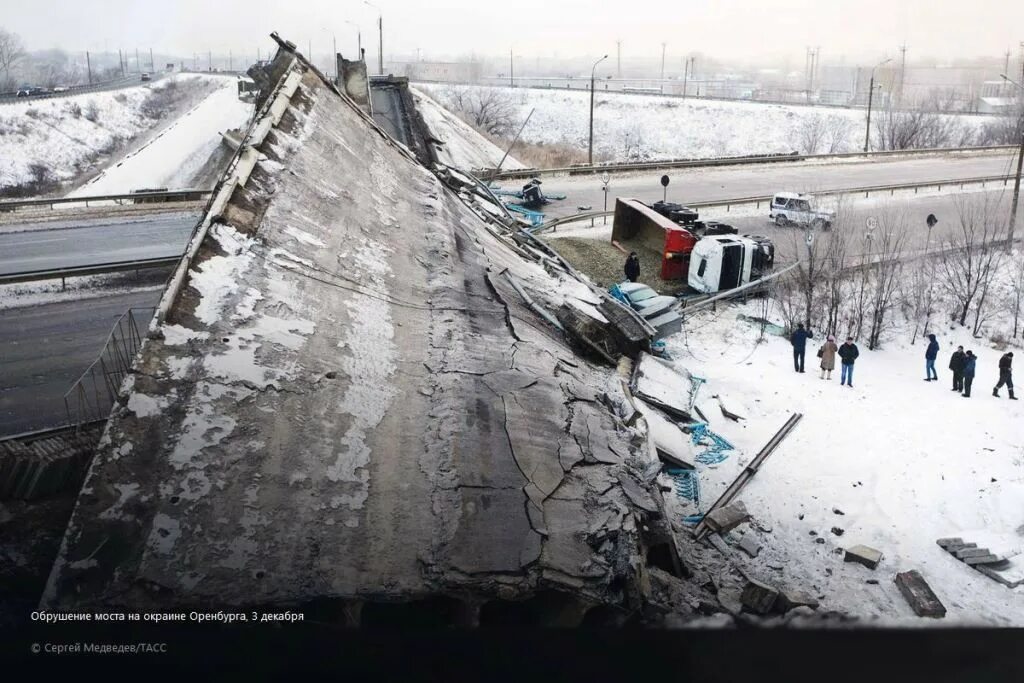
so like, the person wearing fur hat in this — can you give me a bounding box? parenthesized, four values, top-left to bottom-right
(818, 335, 838, 380)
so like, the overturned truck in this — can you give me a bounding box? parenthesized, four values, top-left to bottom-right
(41, 35, 705, 626)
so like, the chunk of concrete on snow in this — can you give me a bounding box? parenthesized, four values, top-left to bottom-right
(844, 544, 883, 570)
(631, 352, 693, 420)
(894, 570, 946, 618)
(964, 553, 1006, 566)
(635, 400, 697, 469)
(738, 535, 761, 558)
(776, 588, 819, 613)
(703, 501, 750, 535)
(740, 577, 779, 615)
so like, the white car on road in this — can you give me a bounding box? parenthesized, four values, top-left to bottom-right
(769, 192, 834, 229)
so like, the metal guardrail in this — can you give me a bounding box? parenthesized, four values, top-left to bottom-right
(63, 307, 155, 428)
(535, 173, 1018, 233)
(0, 189, 211, 212)
(487, 145, 1018, 181)
(0, 256, 179, 287)
(0, 74, 165, 104)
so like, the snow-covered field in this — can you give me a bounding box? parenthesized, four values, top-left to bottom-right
(416, 83, 993, 163)
(0, 74, 247, 195)
(69, 81, 252, 196)
(658, 297, 1024, 624)
(410, 87, 524, 171)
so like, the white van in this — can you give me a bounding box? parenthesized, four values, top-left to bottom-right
(769, 192, 834, 229)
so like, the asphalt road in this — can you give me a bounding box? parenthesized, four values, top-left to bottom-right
(0, 211, 197, 275)
(0, 288, 163, 436)
(532, 151, 1021, 220)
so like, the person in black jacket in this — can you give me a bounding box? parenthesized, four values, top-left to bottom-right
(924, 333, 939, 381)
(993, 352, 1016, 400)
(949, 345, 966, 392)
(790, 323, 813, 373)
(624, 252, 641, 283)
(838, 336, 859, 387)
(962, 350, 977, 398)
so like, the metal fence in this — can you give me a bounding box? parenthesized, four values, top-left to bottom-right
(63, 307, 156, 428)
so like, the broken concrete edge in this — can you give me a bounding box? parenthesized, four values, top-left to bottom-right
(893, 570, 946, 618)
(843, 545, 883, 570)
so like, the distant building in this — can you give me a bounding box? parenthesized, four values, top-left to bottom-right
(977, 80, 1020, 114)
(385, 61, 483, 83)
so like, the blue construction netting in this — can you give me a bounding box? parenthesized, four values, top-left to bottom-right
(689, 422, 734, 465)
(665, 467, 700, 504)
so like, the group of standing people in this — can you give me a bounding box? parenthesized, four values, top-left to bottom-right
(791, 324, 860, 387)
(945, 345, 1015, 399)
(790, 324, 1017, 399)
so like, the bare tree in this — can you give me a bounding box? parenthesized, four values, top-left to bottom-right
(790, 226, 826, 328)
(864, 210, 908, 349)
(873, 94, 971, 151)
(936, 195, 1007, 328)
(796, 114, 827, 154)
(0, 27, 26, 90)
(820, 203, 852, 336)
(825, 116, 854, 153)
(439, 86, 516, 137)
(978, 102, 1024, 146)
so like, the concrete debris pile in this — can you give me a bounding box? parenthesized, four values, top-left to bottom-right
(39, 35, 716, 626)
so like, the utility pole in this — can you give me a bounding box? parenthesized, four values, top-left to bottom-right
(135, 48, 140, 72)
(864, 58, 892, 152)
(509, 48, 514, 87)
(660, 42, 666, 88)
(999, 74, 1024, 249)
(616, 40, 621, 78)
(378, 14, 383, 74)
(589, 54, 608, 165)
(149, 48, 154, 71)
(682, 57, 689, 98)
(208, 50, 212, 71)
(898, 44, 907, 106)
(229, 50, 233, 71)
(86, 51, 93, 84)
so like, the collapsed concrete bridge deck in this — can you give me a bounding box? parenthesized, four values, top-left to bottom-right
(41, 36, 682, 625)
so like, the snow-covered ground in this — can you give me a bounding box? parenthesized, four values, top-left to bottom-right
(657, 298, 1024, 624)
(411, 87, 524, 171)
(416, 83, 993, 163)
(0, 75, 247, 195)
(69, 81, 252, 196)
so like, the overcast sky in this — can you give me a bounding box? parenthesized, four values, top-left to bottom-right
(3, 0, 1022, 66)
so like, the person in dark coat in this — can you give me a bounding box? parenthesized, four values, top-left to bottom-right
(924, 333, 939, 381)
(838, 336, 859, 387)
(790, 323, 813, 373)
(962, 350, 977, 398)
(993, 352, 1016, 400)
(624, 252, 641, 283)
(949, 345, 966, 392)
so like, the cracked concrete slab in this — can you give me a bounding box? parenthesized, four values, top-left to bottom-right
(41, 40, 659, 617)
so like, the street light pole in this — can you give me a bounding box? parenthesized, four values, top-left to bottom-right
(363, 1, 383, 74)
(999, 74, 1024, 248)
(589, 54, 608, 166)
(864, 58, 891, 153)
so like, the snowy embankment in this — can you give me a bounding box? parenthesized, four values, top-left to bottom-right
(0, 75, 248, 196)
(69, 82, 253, 196)
(660, 298, 1024, 624)
(410, 87, 524, 171)
(416, 83, 992, 163)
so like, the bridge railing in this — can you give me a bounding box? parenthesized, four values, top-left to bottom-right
(0, 189, 211, 213)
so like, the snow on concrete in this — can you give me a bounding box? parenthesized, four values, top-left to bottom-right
(0, 75, 234, 192)
(416, 83, 993, 163)
(69, 80, 253, 196)
(661, 299, 1024, 624)
(411, 86, 524, 170)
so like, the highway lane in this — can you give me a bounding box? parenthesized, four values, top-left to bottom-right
(0, 211, 197, 275)
(530, 151, 1021, 220)
(0, 288, 163, 436)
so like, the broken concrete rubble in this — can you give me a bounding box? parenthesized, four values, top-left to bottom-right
(703, 501, 750, 535)
(39, 37, 672, 623)
(740, 577, 778, 614)
(844, 545, 883, 570)
(894, 570, 946, 618)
